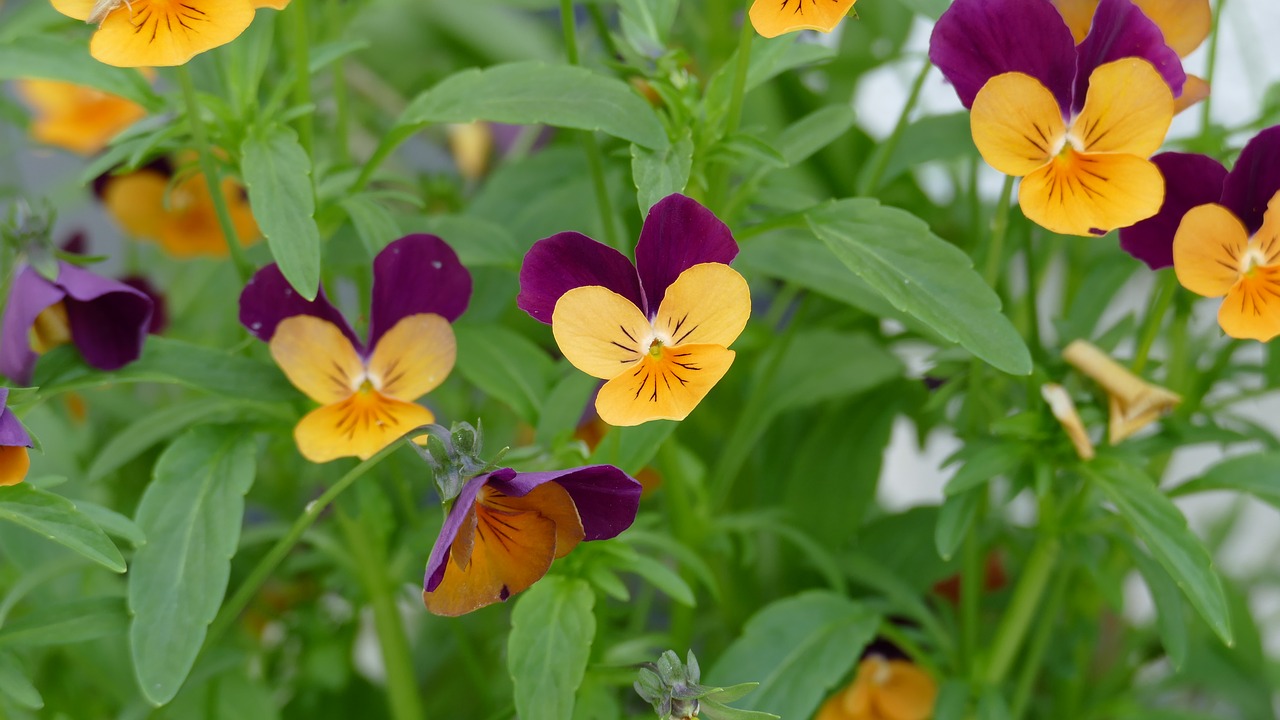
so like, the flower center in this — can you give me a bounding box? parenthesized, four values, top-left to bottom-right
(29, 302, 71, 354)
(647, 339, 664, 358)
(1241, 240, 1270, 276)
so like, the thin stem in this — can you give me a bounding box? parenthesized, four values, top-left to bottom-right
(1198, 0, 1228, 144)
(877, 621, 941, 678)
(982, 534, 1060, 685)
(334, 61, 352, 165)
(205, 443, 400, 646)
(959, 498, 984, 677)
(983, 175, 1017, 288)
(1131, 271, 1177, 374)
(709, 13, 755, 211)
(1022, 230, 1041, 362)
(560, 0, 580, 65)
(857, 59, 932, 196)
(1008, 566, 1071, 719)
(176, 66, 252, 281)
(289, 0, 314, 154)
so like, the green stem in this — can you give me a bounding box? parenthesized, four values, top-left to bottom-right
(877, 621, 941, 678)
(176, 67, 252, 281)
(205, 444, 400, 646)
(289, 0, 314, 154)
(1131, 271, 1177, 374)
(560, 0, 580, 65)
(984, 175, 1017, 288)
(983, 534, 1060, 685)
(1008, 566, 1071, 719)
(1022, 230, 1041, 363)
(959, 496, 984, 677)
(336, 506, 424, 720)
(856, 59, 931, 196)
(1198, 0, 1228, 145)
(709, 13, 755, 211)
(334, 61, 352, 166)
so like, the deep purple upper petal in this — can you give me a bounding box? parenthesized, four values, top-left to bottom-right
(369, 235, 472, 348)
(928, 0, 1077, 112)
(490, 465, 642, 541)
(0, 389, 32, 448)
(1221, 126, 1280, 235)
(58, 262, 153, 373)
(119, 276, 168, 335)
(422, 468, 515, 593)
(1119, 152, 1227, 269)
(238, 264, 358, 348)
(634, 194, 738, 313)
(0, 266, 65, 384)
(517, 232, 645, 324)
(1072, 0, 1185, 115)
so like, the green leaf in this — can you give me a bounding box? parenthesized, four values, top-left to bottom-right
(935, 488, 980, 562)
(508, 576, 597, 720)
(0, 484, 125, 572)
(1086, 460, 1232, 646)
(631, 130, 694, 214)
(87, 398, 247, 482)
(420, 215, 524, 269)
(129, 428, 258, 706)
(535, 370, 599, 445)
(1126, 539, 1189, 670)
(699, 700, 781, 720)
(588, 421, 678, 475)
(709, 591, 880, 718)
(866, 112, 975, 185)
(400, 62, 667, 149)
(76, 501, 146, 547)
(454, 323, 555, 423)
(620, 552, 694, 606)
(943, 442, 1025, 497)
(0, 597, 127, 648)
(617, 0, 678, 54)
(779, 105, 857, 165)
(241, 126, 322, 300)
(932, 680, 969, 720)
(0, 37, 159, 108)
(1170, 452, 1280, 509)
(339, 195, 401, 258)
(0, 651, 42, 709)
(809, 198, 1032, 375)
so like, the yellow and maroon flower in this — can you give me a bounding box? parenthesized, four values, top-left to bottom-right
(239, 235, 471, 462)
(930, 0, 1184, 237)
(15, 78, 147, 155)
(422, 464, 641, 616)
(0, 389, 34, 487)
(815, 656, 937, 720)
(1172, 127, 1280, 341)
(518, 194, 750, 427)
(748, 0, 857, 39)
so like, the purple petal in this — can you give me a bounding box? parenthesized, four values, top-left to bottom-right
(491, 465, 642, 541)
(58, 262, 153, 373)
(928, 0, 1077, 112)
(119, 276, 169, 335)
(0, 267, 65, 384)
(517, 232, 645, 324)
(369, 235, 472, 348)
(0, 389, 32, 449)
(1221, 125, 1280, 235)
(238, 264, 358, 348)
(1119, 152, 1227, 269)
(1072, 0, 1185, 115)
(422, 469, 515, 593)
(634, 194, 738, 313)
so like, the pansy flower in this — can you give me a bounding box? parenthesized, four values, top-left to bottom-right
(518, 194, 750, 427)
(15, 78, 146, 155)
(100, 166, 260, 258)
(1118, 152, 1228, 269)
(51, 0, 289, 68)
(815, 655, 937, 720)
(930, 0, 1183, 237)
(749, 0, 857, 39)
(239, 235, 471, 462)
(1171, 127, 1280, 341)
(423, 464, 641, 616)
(1051, 0, 1212, 112)
(0, 389, 34, 487)
(0, 262, 154, 385)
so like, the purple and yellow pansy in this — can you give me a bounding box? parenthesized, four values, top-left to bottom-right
(0, 262, 154, 385)
(422, 464, 641, 616)
(0, 389, 34, 487)
(930, 0, 1184, 237)
(518, 194, 750, 427)
(239, 235, 471, 463)
(749, 0, 858, 39)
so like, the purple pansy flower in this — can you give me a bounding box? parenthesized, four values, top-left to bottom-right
(238, 234, 472, 463)
(422, 464, 641, 616)
(0, 262, 153, 384)
(0, 388, 33, 487)
(1119, 153, 1229, 269)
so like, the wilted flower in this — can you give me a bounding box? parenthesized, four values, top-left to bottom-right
(748, 0, 858, 39)
(815, 656, 937, 720)
(15, 78, 147, 155)
(0, 389, 33, 487)
(1041, 383, 1096, 460)
(239, 234, 471, 462)
(518, 194, 750, 427)
(1063, 340, 1181, 442)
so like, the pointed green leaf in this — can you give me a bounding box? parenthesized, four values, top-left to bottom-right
(508, 576, 597, 720)
(0, 484, 125, 572)
(241, 126, 322, 300)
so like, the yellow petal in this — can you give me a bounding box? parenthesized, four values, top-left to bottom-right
(447, 122, 494, 182)
(1172, 204, 1247, 297)
(0, 447, 29, 487)
(1018, 150, 1164, 237)
(748, 0, 857, 38)
(480, 482, 585, 561)
(1041, 383, 1095, 460)
(30, 302, 71, 355)
(89, 0, 255, 68)
(875, 660, 938, 720)
(552, 286, 651, 380)
(1051, 0, 1098, 44)
(269, 316, 364, 404)
(103, 169, 169, 239)
(17, 79, 146, 155)
(157, 175, 259, 257)
(970, 72, 1065, 177)
(294, 392, 434, 462)
(251, 0, 290, 8)
(1218, 270, 1280, 342)
(366, 313, 456, 401)
(1134, 0, 1211, 57)
(1070, 58, 1173, 157)
(595, 343, 735, 426)
(653, 263, 751, 349)
(1174, 74, 1210, 115)
(1062, 340, 1181, 444)
(51, 0, 95, 21)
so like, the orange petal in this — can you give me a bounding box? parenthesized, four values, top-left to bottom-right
(365, 314, 456, 402)
(552, 286, 652, 380)
(1174, 74, 1210, 115)
(30, 302, 71, 355)
(595, 343, 735, 426)
(748, 0, 857, 38)
(1050, 0, 1098, 44)
(653, 263, 751, 349)
(874, 660, 938, 720)
(423, 484, 577, 616)
(1172, 204, 1247, 297)
(157, 175, 259, 257)
(1070, 59, 1173, 157)
(252, 0, 290, 8)
(294, 392, 435, 462)
(1017, 150, 1164, 237)
(970, 72, 1065, 177)
(89, 0, 255, 68)
(50, 0, 95, 21)
(17, 79, 146, 155)
(103, 169, 169, 240)
(269, 316, 364, 404)
(480, 482, 585, 560)
(1134, 0, 1211, 57)
(0, 446, 29, 487)
(1217, 269, 1280, 342)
